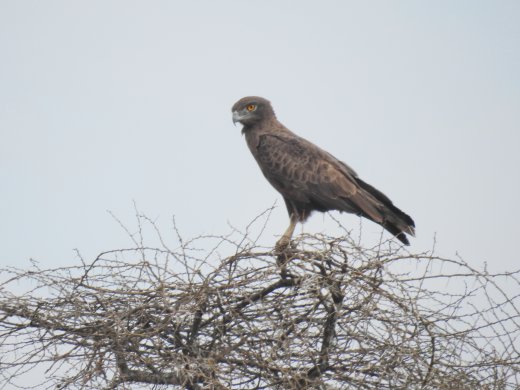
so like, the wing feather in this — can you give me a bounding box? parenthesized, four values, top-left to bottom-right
(254, 133, 384, 220)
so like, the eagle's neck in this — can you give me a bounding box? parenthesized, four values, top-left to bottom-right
(242, 119, 286, 157)
(241, 118, 284, 135)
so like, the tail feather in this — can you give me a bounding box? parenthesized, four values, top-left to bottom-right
(382, 220, 411, 245)
(355, 178, 416, 245)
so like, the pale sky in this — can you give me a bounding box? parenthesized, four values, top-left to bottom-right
(1, 1, 519, 271)
(1, 1, 520, 388)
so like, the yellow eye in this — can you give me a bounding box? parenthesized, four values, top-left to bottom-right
(246, 104, 256, 112)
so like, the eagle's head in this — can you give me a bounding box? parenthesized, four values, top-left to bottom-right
(232, 96, 276, 127)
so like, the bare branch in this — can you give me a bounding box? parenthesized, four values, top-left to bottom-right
(1, 215, 519, 389)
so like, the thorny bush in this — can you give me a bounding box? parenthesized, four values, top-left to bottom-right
(1, 213, 519, 389)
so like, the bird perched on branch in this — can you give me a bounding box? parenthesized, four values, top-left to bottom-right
(232, 96, 415, 250)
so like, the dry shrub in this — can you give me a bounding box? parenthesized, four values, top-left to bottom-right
(1, 213, 519, 389)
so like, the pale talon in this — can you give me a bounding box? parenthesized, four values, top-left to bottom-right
(275, 237, 291, 252)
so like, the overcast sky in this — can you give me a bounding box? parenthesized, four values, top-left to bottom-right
(1, 1, 519, 275)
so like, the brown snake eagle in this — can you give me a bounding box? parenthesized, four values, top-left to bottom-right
(232, 96, 415, 250)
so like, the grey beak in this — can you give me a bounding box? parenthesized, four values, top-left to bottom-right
(232, 110, 241, 125)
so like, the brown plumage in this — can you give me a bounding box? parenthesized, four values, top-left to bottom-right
(231, 96, 415, 248)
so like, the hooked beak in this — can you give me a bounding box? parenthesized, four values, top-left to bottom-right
(232, 110, 244, 126)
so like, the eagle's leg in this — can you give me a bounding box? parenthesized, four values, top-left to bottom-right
(275, 214, 298, 251)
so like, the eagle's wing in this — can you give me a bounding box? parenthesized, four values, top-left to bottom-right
(255, 133, 384, 223)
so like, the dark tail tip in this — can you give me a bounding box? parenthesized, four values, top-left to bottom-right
(395, 232, 410, 246)
(382, 220, 413, 246)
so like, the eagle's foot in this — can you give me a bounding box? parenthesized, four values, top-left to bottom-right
(275, 238, 294, 278)
(274, 237, 291, 253)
